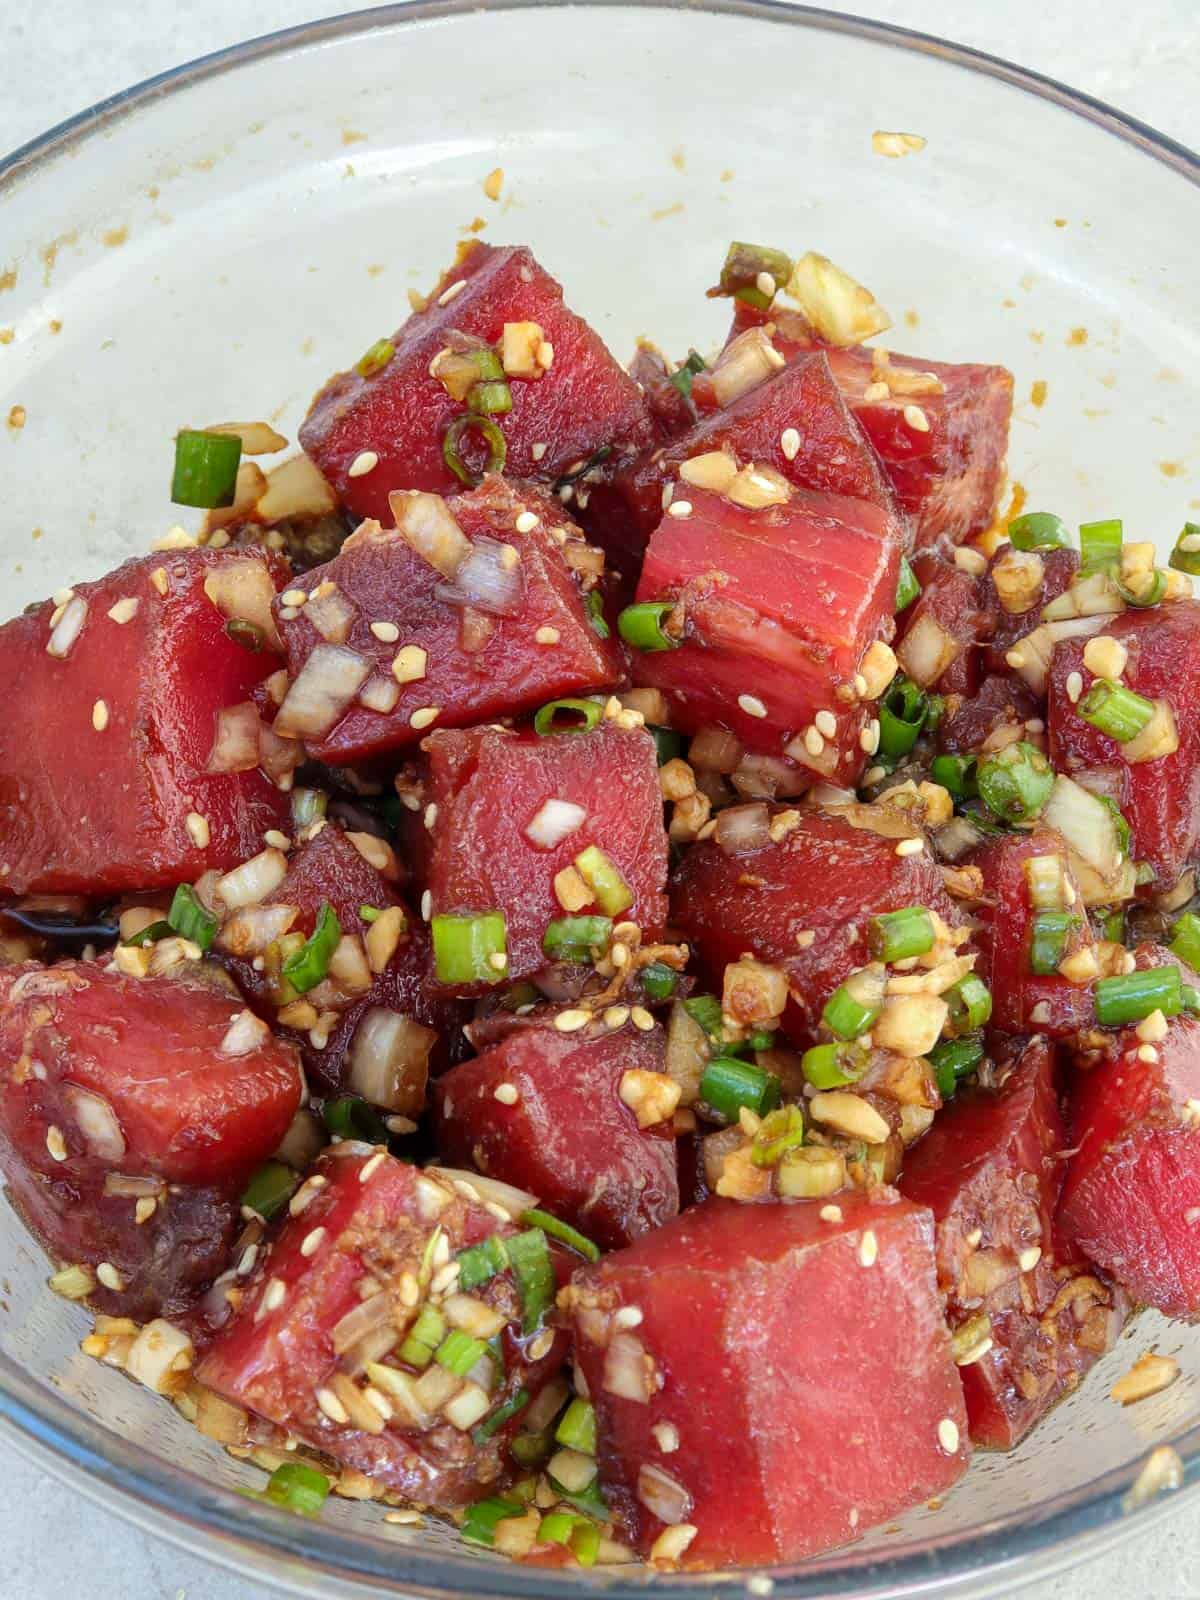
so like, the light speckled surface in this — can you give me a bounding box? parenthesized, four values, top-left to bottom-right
(1, 1, 1198, 1595)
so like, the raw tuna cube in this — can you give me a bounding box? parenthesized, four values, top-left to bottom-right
(1047, 602, 1200, 890)
(1058, 1004, 1200, 1316)
(631, 486, 900, 773)
(671, 808, 959, 1046)
(973, 830, 1096, 1038)
(899, 1037, 1125, 1447)
(566, 1191, 969, 1567)
(421, 720, 668, 989)
(729, 303, 1013, 548)
(434, 1019, 679, 1250)
(938, 675, 1040, 754)
(0, 961, 302, 1318)
(271, 477, 618, 765)
(587, 350, 898, 576)
(0, 548, 292, 895)
(197, 1151, 567, 1507)
(299, 242, 654, 523)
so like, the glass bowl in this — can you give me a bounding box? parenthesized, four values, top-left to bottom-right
(1, 4, 1199, 1595)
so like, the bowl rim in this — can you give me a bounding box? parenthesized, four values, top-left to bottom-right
(1, 3, 1199, 1596)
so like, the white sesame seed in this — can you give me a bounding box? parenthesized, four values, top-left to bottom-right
(630, 1006, 655, 1032)
(820, 1204, 843, 1223)
(535, 626, 560, 645)
(527, 1329, 555, 1361)
(134, 1196, 157, 1225)
(410, 706, 440, 730)
(315, 1386, 349, 1424)
(186, 811, 211, 848)
(488, 951, 508, 971)
(437, 278, 467, 305)
(531, 442, 548, 462)
(937, 1417, 960, 1454)
(424, 802, 439, 830)
(895, 837, 924, 857)
(738, 694, 768, 719)
(1066, 671, 1083, 704)
(263, 1277, 287, 1312)
(554, 1008, 591, 1033)
(301, 1227, 326, 1257)
(281, 588, 308, 607)
(652, 1420, 680, 1452)
(859, 719, 882, 754)
(108, 596, 139, 624)
(612, 1305, 644, 1328)
(661, 481, 674, 510)
(755, 270, 777, 298)
(903, 404, 930, 433)
(371, 620, 400, 642)
(91, 699, 109, 732)
(775, 427, 801, 464)
(96, 1262, 124, 1292)
(863, 381, 890, 402)
(815, 709, 837, 738)
(515, 511, 540, 534)
(430, 1261, 461, 1295)
(359, 1152, 386, 1183)
(1018, 1246, 1042, 1272)
(150, 567, 169, 596)
(803, 725, 825, 756)
(420, 890, 432, 921)
(858, 1229, 878, 1267)
(604, 1005, 630, 1029)
(493, 1082, 519, 1105)
(667, 499, 693, 519)
(46, 1126, 67, 1162)
(384, 1509, 423, 1525)
(1138, 1044, 1160, 1064)
(237, 1244, 258, 1276)
(348, 450, 379, 478)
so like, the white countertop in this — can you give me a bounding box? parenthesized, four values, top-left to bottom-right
(1, 1, 1198, 1595)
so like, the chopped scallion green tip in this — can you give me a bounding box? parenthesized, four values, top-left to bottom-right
(801, 1039, 869, 1090)
(241, 1460, 331, 1519)
(321, 1095, 390, 1144)
(442, 413, 507, 487)
(360, 905, 381, 923)
(1096, 905, 1126, 945)
(977, 740, 1053, 824)
(699, 1055, 782, 1121)
(895, 555, 921, 613)
(684, 993, 724, 1040)
(537, 1511, 602, 1565)
(946, 973, 993, 1032)
(167, 883, 217, 953)
(1079, 518, 1123, 572)
(1169, 522, 1200, 577)
(171, 429, 242, 508)
(281, 901, 341, 993)
(1029, 910, 1077, 975)
(467, 378, 513, 416)
(398, 1303, 447, 1368)
(356, 337, 396, 379)
(240, 1159, 299, 1222)
(124, 918, 173, 948)
(640, 960, 679, 1001)
(555, 1397, 598, 1454)
(750, 1104, 805, 1167)
(868, 905, 935, 962)
(472, 1389, 531, 1444)
(822, 967, 884, 1039)
(462, 1496, 526, 1547)
(617, 600, 680, 653)
(718, 241, 793, 310)
(573, 845, 633, 916)
(1170, 912, 1200, 973)
(666, 349, 707, 400)
(547, 1469, 608, 1521)
(879, 675, 928, 759)
(1095, 965, 1182, 1026)
(542, 915, 612, 964)
(520, 1207, 601, 1263)
(532, 697, 603, 737)
(648, 725, 683, 765)
(457, 1234, 510, 1292)
(1183, 984, 1200, 1015)
(929, 1034, 985, 1099)
(431, 910, 508, 984)
(435, 1328, 488, 1377)
(585, 590, 611, 639)
(1077, 678, 1155, 743)
(507, 1228, 555, 1334)
(1008, 511, 1070, 551)
(930, 752, 978, 800)
(510, 1429, 554, 1468)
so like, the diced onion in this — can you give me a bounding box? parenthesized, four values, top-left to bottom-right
(603, 1333, 652, 1403)
(436, 538, 524, 617)
(425, 1166, 537, 1219)
(203, 558, 282, 651)
(347, 1008, 436, 1115)
(328, 933, 375, 994)
(215, 847, 289, 910)
(525, 798, 587, 849)
(933, 814, 987, 862)
(276, 1108, 325, 1168)
(195, 1387, 250, 1444)
(256, 454, 337, 523)
(715, 802, 771, 855)
(331, 1291, 395, 1355)
(304, 586, 358, 644)
(274, 644, 371, 738)
(1042, 775, 1136, 904)
(206, 702, 263, 774)
(389, 489, 471, 578)
(125, 1319, 194, 1394)
(786, 252, 892, 346)
(896, 612, 960, 688)
(257, 721, 304, 785)
(207, 420, 288, 456)
(219, 1008, 271, 1057)
(731, 754, 808, 799)
(711, 327, 785, 407)
(637, 1463, 693, 1525)
(663, 1001, 707, 1106)
(689, 725, 743, 774)
(47, 595, 88, 659)
(359, 676, 400, 714)
(65, 1086, 125, 1161)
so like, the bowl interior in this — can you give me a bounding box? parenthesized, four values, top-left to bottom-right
(1, 4, 1199, 1596)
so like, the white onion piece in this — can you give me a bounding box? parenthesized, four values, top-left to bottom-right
(65, 1086, 125, 1161)
(637, 1463, 693, 1525)
(603, 1333, 652, 1403)
(389, 489, 471, 578)
(331, 1291, 395, 1355)
(217, 902, 298, 958)
(359, 675, 400, 714)
(731, 753, 808, 799)
(47, 595, 88, 658)
(328, 933, 375, 994)
(215, 847, 289, 910)
(257, 722, 304, 786)
(274, 644, 371, 738)
(436, 539, 524, 617)
(525, 798, 587, 849)
(932, 815, 986, 862)
(275, 1108, 326, 1169)
(689, 725, 743, 774)
(194, 1387, 250, 1444)
(1007, 616, 1106, 697)
(786, 251, 892, 346)
(304, 587, 358, 645)
(1042, 775, 1136, 904)
(203, 559, 282, 650)
(715, 802, 771, 855)
(1072, 765, 1126, 804)
(206, 702, 262, 774)
(711, 327, 785, 407)
(207, 420, 288, 456)
(219, 1008, 271, 1057)
(896, 612, 961, 688)
(426, 1165, 537, 1219)
(348, 1008, 437, 1115)
(125, 1320, 195, 1395)
(809, 782, 858, 807)
(256, 453, 337, 523)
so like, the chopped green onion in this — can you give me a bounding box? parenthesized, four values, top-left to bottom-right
(167, 883, 217, 953)
(282, 902, 341, 993)
(868, 906, 935, 963)
(398, 1303, 447, 1368)
(895, 555, 921, 613)
(946, 973, 993, 1032)
(1008, 511, 1070, 551)
(930, 753, 978, 800)
(435, 1329, 489, 1377)
(667, 349, 707, 400)
(443, 414, 507, 487)
(538, 1511, 602, 1565)
(822, 967, 884, 1039)
(542, 916, 612, 964)
(356, 337, 396, 379)
(1095, 965, 1182, 1027)
(507, 1228, 555, 1334)
(1077, 679, 1155, 743)
(718, 241, 793, 310)
(473, 1389, 531, 1444)
(745, 1027, 776, 1051)
(555, 1398, 597, 1454)
(511, 1430, 554, 1467)
(801, 1040, 869, 1090)
(640, 961, 678, 1001)
(1116, 567, 1168, 608)
(977, 740, 1054, 824)
(171, 429, 242, 509)
(573, 846, 633, 916)
(1169, 522, 1200, 578)
(684, 994, 724, 1040)
(224, 618, 264, 652)
(246, 1461, 331, 1519)
(431, 910, 508, 984)
(648, 725, 683, 765)
(1029, 910, 1077, 975)
(462, 1496, 525, 1547)
(879, 676, 928, 759)
(124, 918, 173, 948)
(520, 1208, 601, 1263)
(1183, 984, 1200, 1015)
(750, 1104, 806, 1167)
(586, 590, 611, 639)
(532, 698, 603, 737)
(699, 1055, 782, 1121)
(457, 1234, 510, 1292)
(547, 1470, 608, 1521)
(1080, 518, 1123, 572)
(929, 1035, 985, 1099)
(321, 1095, 390, 1144)
(240, 1160, 299, 1221)
(291, 787, 328, 829)
(1096, 905, 1126, 945)
(360, 905, 381, 923)
(617, 601, 680, 653)
(467, 379, 513, 416)
(1170, 912, 1200, 972)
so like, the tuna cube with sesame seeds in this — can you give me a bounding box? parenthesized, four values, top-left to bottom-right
(899, 1036, 1126, 1448)
(269, 476, 619, 765)
(0, 547, 292, 895)
(196, 1149, 569, 1509)
(727, 302, 1014, 550)
(1046, 602, 1200, 891)
(629, 485, 901, 778)
(417, 720, 668, 992)
(298, 241, 655, 524)
(434, 1018, 679, 1250)
(566, 1190, 968, 1568)
(671, 808, 962, 1050)
(0, 961, 302, 1322)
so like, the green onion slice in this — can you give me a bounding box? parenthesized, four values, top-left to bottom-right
(398, 1303, 447, 1368)
(542, 916, 612, 964)
(473, 1388, 531, 1444)
(945, 973, 993, 1032)
(356, 338, 396, 379)
(868, 906, 935, 962)
(240, 1160, 300, 1221)
(699, 1055, 782, 1121)
(1009, 511, 1071, 551)
(282, 902, 341, 994)
(435, 1329, 489, 1377)
(879, 675, 928, 759)
(171, 429, 243, 509)
(801, 1040, 870, 1090)
(718, 241, 793, 310)
(667, 349, 707, 400)
(167, 883, 217, 953)
(1169, 912, 1200, 973)
(520, 1208, 601, 1263)
(1029, 910, 1078, 975)
(467, 379, 513, 416)
(585, 590, 611, 639)
(1096, 905, 1126, 945)
(750, 1104, 806, 1168)
(684, 993, 724, 1040)
(1183, 984, 1200, 1015)
(248, 1461, 331, 1519)
(225, 618, 264, 652)
(929, 1034, 985, 1099)
(555, 1398, 598, 1454)
(1095, 965, 1182, 1027)
(538, 1511, 602, 1565)
(443, 414, 507, 487)
(1080, 518, 1123, 572)
(573, 846, 633, 916)
(507, 1228, 556, 1334)
(431, 910, 508, 985)
(640, 961, 679, 1001)
(533, 698, 603, 737)
(457, 1234, 510, 1292)
(1169, 522, 1200, 578)
(822, 966, 884, 1039)
(895, 555, 921, 614)
(321, 1095, 390, 1144)
(124, 918, 173, 948)
(1077, 678, 1155, 743)
(930, 753, 978, 800)
(617, 601, 680, 653)
(462, 1496, 526, 1547)
(648, 725, 683, 765)
(977, 740, 1054, 824)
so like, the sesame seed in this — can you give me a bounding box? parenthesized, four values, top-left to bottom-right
(1018, 1246, 1042, 1272)
(316, 1386, 350, 1424)
(398, 1271, 420, 1307)
(134, 1197, 157, 1225)
(815, 710, 837, 738)
(107, 596, 139, 624)
(1005, 649, 1026, 669)
(91, 699, 109, 732)
(430, 1261, 460, 1295)
(531, 442, 548, 461)
(819, 1204, 843, 1223)
(301, 1227, 326, 1257)
(903, 404, 930, 432)
(263, 1277, 287, 1312)
(661, 482, 674, 509)
(437, 278, 467, 305)
(895, 837, 924, 857)
(1138, 1044, 1160, 1064)
(795, 929, 816, 949)
(46, 1126, 67, 1162)
(937, 1417, 960, 1454)
(535, 625, 560, 645)
(803, 725, 825, 756)
(487, 951, 508, 971)
(755, 270, 777, 298)
(359, 1152, 386, 1183)
(494, 1082, 519, 1105)
(409, 706, 440, 730)
(392, 644, 428, 684)
(863, 381, 890, 402)
(667, 500, 693, 519)
(858, 1229, 878, 1267)
(1025, 717, 1045, 733)
(859, 720, 881, 754)
(371, 620, 400, 642)
(630, 1006, 655, 1032)
(554, 1008, 591, 1033)
(96, 1262, 124, 1292)
(604, 1005, 630, 1029)
(149, 567, 169, 596)
(1066, 671, 1083, 704)
(853, 673, 868, 697)
(738, 694, 768, 719)
(774, 425, 800, 463)
(515, 511, 540, 534)
(281, 588, 308, 607)
(186, 811, 211, 849)
(264, 829, 291, 849)
(52, 587, 75, 607)
(237, 1244, 258, 1276)
(420, 890, 432, 921)
(424, 802, 439, 830)
(612, 1305, 643, 1328)
(652, 1420, 680, 1452)
(348, 450, 379, 478)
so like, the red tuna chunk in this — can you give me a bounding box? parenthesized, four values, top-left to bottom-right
(973, 830, 1096, 1038)
(671, 808, 960, 1047)
(730, 303, 1013, 548)
(197, 1151, 567, 1507)
(0, 549, 291, 895)
(566, 1191, 968, 1568)
(588, 351, 898, 576)
(632, 486, 900, 776)
(900, 1037, 1124, 1447)
(938, 674, 1040, 754)
(1047, 602, 1200, 891)
(0, 962, 302, 1318)
(1058, 1007, 1200, 1316)
(435, 1020, 678, 1249)
(272, 477, 618, 765)
(299, 242, 654, 522)
(422, 721, 668, 990)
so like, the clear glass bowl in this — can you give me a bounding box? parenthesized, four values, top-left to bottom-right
(1, 4, 1199, 1595)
